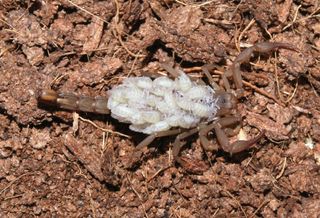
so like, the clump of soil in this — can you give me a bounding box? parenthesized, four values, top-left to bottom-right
(0, 0, 319, 217)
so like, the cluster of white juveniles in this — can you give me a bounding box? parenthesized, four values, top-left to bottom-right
(107, 69, 220, 134)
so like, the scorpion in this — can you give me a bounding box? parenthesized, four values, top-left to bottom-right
(38, 42, 298, 165)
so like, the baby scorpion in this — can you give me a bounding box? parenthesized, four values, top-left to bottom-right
(38, 42, 298, 164)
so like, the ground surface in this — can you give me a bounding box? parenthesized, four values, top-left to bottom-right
(1, 0, 320, 217)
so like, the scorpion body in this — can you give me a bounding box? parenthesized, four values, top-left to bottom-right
(38, 42, 298, 163)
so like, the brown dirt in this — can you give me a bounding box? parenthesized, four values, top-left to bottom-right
(1, 0, 320, 217)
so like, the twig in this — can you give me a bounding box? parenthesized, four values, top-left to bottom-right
(63, 157, 96, 218)
(128, 51, 141, 77)
(284, 79, 299, 103)
(225, 190, 247, 218)
(175, 0, 216, 7)
(100, 130, 110, 156)
(87, 187, 97, 218)
(0, 46, 9, 58)
(295, 6, 320, 23)
(276, 157, 287, 180)
(79, 116, 130, 138)
(231, 0, 243, 20)
(274, 53, 299, 104)
(237, 19, 255, 52)
(249, 199, 269, 218)
(195, 0, 216, 7)
(244, 153, 255, 167)
(0, 172, 36, 196)
(282, 5, 302, 31)
(50, 73, 69, 87)
(126, 175, 149, 218)
(174, 0, 187, 6)
(212, 208, 220, 217)
(66, 0, 110, 24)
(203, 18, 235, 26)
(242, 80, 285, 106)
(4, 194, 23, 201)
(147, 166, 172, 182)
(113, 0, 145, 58)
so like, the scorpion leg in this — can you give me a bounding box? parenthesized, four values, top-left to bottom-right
(198, 117, 243, 152)
(162, 63, 203, 82)
(202, 63, 234, 92)
(200, 117, 265, 154)
(202, 64, 221, 90)
(199, 122, 219, 152)
(171, 128, 199, 162)
(130, 128, 184, 167)
(229, 41, 299, 94)
(37, 89, 110, 114)
(135, 128, 183, 151)
(216, 117, 265, 154)
(131, 128, 199, 168)
(160, 63, 181, 78)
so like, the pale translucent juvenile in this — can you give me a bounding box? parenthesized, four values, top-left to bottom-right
(107, 71, 220, 134)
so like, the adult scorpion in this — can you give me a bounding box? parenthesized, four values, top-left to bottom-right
(38, 41, 298, 164)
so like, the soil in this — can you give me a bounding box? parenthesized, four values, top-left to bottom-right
(1, 0, 320, 217)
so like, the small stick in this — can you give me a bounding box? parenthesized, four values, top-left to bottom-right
(79, 116, 130, 138)
(147, 166, 172, 182)
(242, 80, 285, 106)
(113, 0, 145, 58)
(276, 157, 287, 180)
(0, 172, 37, 196)
(249, 199, 269, 218)
(66, 0, 110, 25)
